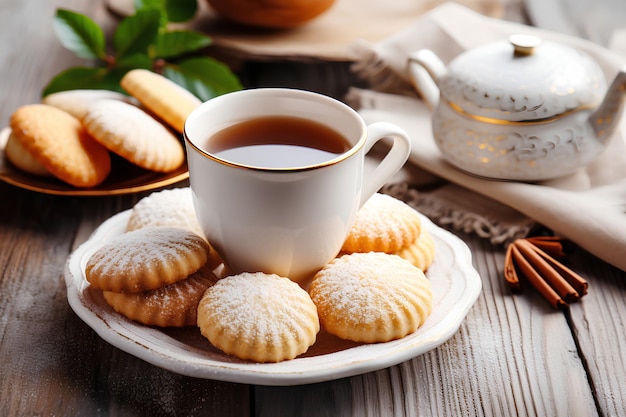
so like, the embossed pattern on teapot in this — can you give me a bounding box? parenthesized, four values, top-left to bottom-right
(408, 34, 626, 181)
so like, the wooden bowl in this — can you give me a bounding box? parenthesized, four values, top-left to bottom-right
(206, 0, 336, 29)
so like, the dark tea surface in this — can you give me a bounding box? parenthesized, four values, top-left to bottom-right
(205, 116, 352, 168)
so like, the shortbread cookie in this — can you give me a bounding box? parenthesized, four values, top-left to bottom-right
(3, 128, 51, 177)
(102, 264, 220, 327)
(86, 227, 210, 293)
(309, 252, 432, 343)
(82, 99, 185, 172)
(197, 272, 320, 362)
(42, 89, 132, 120)
(127, 187, 203, 236)
(395, 229, 435, 271)
(126, 188, 223, 270)
(120, 69, 201, 133)
(10, 104, 111, 187)
(342, 193, 422, 254)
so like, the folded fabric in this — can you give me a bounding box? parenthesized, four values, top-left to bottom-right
(348, 3, 626, 272)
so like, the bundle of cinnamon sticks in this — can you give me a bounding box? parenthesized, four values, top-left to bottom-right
(504, 236, 588, 309)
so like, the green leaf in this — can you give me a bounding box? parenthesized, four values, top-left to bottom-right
(42, 67, 126, 97)
(53, 9, 106, 60)
(163, 0, 197, 23)
(116, 53, 153, 70)
(153, 30, 212, 59)
(163, 57, 242, 101)
(113, 9, 161, 60)
(135, 0, 197, 22)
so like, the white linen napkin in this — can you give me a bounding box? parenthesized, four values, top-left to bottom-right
(348, 3, 626, 271)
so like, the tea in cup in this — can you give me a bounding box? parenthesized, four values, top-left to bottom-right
(184, 88, 411, 285)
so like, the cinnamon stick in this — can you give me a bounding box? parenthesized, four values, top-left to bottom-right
(515, 239, 580, 303)
(528, 241, 588, 296)
(526, 236, 567, 258)
(509, 244, 567, 309)
(504, 243, 521, 291)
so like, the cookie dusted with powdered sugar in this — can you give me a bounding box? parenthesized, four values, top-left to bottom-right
(127, 187, 203, 237)
(82, 99, 184, 173)
(102, 264, 221, 327)
(86, 227, 210, 293)
(197, 272, 320, 363)
(309, 252, 432, 343)
(126, 188, 223, 270)
(342, 193, 422, 254)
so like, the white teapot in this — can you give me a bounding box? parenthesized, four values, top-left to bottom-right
(408, 34, 626, 181)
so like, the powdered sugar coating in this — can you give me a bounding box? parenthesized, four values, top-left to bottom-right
(82, 99, 184, 172)
(309, 252, 433, 343)
(342, 193, 422, 254)
(127, 188, 203, 236)
(103, 264, 220, 327)
(197, 272, 320, 363)
(86, 227, 210, 293)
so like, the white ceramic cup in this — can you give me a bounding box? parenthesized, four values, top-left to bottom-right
(184, 88, 411, 285)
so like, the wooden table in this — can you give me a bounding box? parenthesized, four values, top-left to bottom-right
(1, 1, 625, 416)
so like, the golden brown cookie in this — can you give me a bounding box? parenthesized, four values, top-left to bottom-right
(120, 69, 201, 134)
(126, 188, 223, 270)
(86, 227, 210, 293)
(342, 193, 422, 254)
(102, 264, 220, 327)
(395, 229, 435, 272)
(309, 252, 432, 343)
(197, 272, 320, 362)
(82, 99, 185, 172)
(9, 104, 111, 187)
(3, 128, 51, 177)
(42, 89, 133, 120)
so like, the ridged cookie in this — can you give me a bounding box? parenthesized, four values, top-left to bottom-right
(126, 187, 203, 237)
(121, 69, 201, 134)
(86, 227, 210, 293)
(197, 272, 320, 362)
(9, 104, 111, 187)
(309, 252, 432, 343)
(395, 229, 436, 272)
(342, 193, 422, 254)
(102, 264, 220, 327)
(82, 99, 184, 172)
(126, 188, 223, 270)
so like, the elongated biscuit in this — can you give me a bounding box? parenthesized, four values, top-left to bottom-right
(121, 69, 201, 133)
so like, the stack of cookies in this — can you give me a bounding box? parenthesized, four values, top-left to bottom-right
(84, 188, 436, 363)
(5, 69, 200, 188)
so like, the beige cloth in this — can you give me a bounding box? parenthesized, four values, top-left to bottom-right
(349, 3, 626, 271)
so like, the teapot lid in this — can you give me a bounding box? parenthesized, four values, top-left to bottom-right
(439, 35, 607, 122)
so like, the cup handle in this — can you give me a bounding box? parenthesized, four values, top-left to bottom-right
(360, 122, 411, 208)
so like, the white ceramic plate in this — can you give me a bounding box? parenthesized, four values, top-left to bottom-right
(64, 209, 482, 386)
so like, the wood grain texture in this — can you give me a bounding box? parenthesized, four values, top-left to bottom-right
(1, 0, 625, 416)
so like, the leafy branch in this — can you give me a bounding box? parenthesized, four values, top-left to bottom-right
(43, 0, 241, 101)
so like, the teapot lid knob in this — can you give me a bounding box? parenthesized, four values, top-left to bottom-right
(509, 34, 542, 56)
